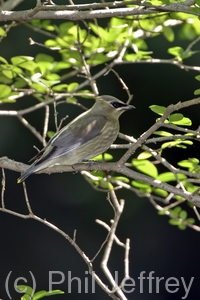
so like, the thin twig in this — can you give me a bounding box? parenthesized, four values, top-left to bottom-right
(124, 238, 130, 279)
(42, 105, 50, 146)
(1, 168, 6, 209)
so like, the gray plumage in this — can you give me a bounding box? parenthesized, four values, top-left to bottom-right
(17, 95, 134, 182)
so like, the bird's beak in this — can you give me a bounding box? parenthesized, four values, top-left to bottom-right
(123, 104, 135, 110)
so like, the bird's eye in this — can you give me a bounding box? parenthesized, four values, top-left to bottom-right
(111, 102, 125, 109)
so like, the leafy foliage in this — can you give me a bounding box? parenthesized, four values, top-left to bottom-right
(1, 1, 200, 232)
(17, 285, 64, 300)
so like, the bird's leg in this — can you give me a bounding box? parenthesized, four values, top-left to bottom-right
(82, 159, 97, 171)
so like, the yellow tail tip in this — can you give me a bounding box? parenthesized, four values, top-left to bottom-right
(17, 178, 22, 184)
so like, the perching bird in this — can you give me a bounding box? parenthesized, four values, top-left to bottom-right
(17, 95, 134, 183)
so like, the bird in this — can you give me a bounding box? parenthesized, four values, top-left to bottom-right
(17, 95, 135, 183)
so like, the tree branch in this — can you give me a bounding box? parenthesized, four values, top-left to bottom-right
(1, 156, 200, 206)
(0, 1, 198, 23)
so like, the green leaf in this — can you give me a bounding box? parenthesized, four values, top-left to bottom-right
(161, 140, 192, 149)
(14, 78, 27, 88)
(2, 69, 15, 79)
(46, 73, 60, 80)
(158, 209, 168, 215)
(178, 158, 199, 170)
(111, 176, 130, 183)
(178, 223, 187, 230)
(99, 180, 114, 190)
(195, 0, 200, 6)
(194, 89, 200, 95)
(0, 84, 11, 98)
(92, 153, 113, 161)
(52, 61, 71, 72)
(195, 74, 200, 81)
(67, 82, 79, 92)
(47, 131, 55, 138)
(154, 188, 168, 197)
(168, 46, 184, 58)
(0, 27, 6, 37)
(153, 131, 172, 137)
(0, 56, 8, 64)
(163, 26, 174, 42)
(66, 97, 78, 103)
(186, 218, 195, 224)
(179, 210, 187, 220)
(33, 290, 64, 300)
(182, 50, 199, 60)
(21, 295, 31, 300)
(19, 60, 38, 71)
(157, 172, 186, 182)
(172, 206, 182, 216)
(59, 22, 74, 35)
(137, 151, 152, 159)
(35, 53, 54, 63)
(132, 159, 158, 178)
(17, 285, 33, 295)
(131, 180, 152, 192)
(11, 56, 34, 65)
(52, 84, 68, 92)
(87, 53, 111, 65)
(169, 219, 181, 226)
(168, 113, 183, 122)
(149, 105, 166, 116)
(169, 114, 192, 126)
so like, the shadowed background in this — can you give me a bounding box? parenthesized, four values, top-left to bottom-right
(1, 1, 200, 299)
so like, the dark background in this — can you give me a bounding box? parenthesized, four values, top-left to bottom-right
(1, 1, 200, 299)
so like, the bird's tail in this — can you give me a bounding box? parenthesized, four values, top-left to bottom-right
(17, 164, 39, 183)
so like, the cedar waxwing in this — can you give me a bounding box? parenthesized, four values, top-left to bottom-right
(17, 95, 135, 182)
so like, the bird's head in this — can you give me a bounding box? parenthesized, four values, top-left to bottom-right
(94, 95, 135, 118)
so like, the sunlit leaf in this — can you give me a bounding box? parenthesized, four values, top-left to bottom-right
(137, 151, 152, 159)
(111, 176, 130, 183)
(0, 27, 6, 38)
(47, 131, 55, 138)
(0, 84, 11, 98)
(33, 289, 64, 299)
(11, 56, 34, 65)
(157, 172, 186, 182)
(52, 84, 68, 92)
(66, 96, 78, 103)
(163, 26, 174, 42)
(168, 46, 183, 58)
(154, 188, 168, 197)
(132, 159, 158, 178)
(149, 105, 166, 116)
(35, 53, 54, 63)
(169, 114, 192, 126)
(153, 131, 172, 137)
(178, 158, 199, 170)
(17, 285, 33, 295)
(67, 82, 79, 92)
(131, 180, 152, 192)
(92, 153, 113, 161)
(0, 56, 8, 64)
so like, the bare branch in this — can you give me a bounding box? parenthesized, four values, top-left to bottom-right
(0, 1, 198, 23)
(1, 168, 5, 209)
(124, 239, 130, 279)
(101, 191, 127, 299)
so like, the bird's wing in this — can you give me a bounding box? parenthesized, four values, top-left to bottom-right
(35, 115, 107, 164)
